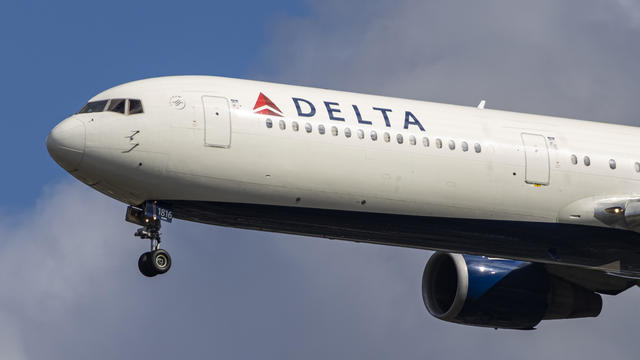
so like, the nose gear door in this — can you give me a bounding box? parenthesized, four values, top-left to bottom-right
(521, 133, 550, 185)
(202, 96, 231, 147)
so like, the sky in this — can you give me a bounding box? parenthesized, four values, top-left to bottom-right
(2, 0, 640, 359)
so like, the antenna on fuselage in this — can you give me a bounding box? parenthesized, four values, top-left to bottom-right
(477, 100, 486, 109)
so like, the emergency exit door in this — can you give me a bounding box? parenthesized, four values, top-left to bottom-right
(521, 133, 550, 185)
(202, 96, 231, 147)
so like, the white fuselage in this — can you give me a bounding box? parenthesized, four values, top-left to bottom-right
(51, 76, 640, 230)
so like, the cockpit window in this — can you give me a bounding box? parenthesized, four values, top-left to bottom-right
(78, 100, 108, 114)
(129, 99, 143, 114)
(77, 98, 144, 115)
(107, 99, 126, 114)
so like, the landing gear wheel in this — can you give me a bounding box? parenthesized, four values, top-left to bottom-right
(138, 250, 172, 277)
(149, 249, 172, 275)
(138, 252, 156, 277)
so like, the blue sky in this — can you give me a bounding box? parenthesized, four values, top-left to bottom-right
(3, 1, 640, 359)
(0, 0, 306, 209)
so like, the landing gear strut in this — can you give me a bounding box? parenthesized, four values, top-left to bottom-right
(126, 205, 172, 277)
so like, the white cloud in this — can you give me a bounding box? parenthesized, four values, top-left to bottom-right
(255, 0, 640, 125)
(0, 313, 26, 360)
(617, 0, 640, 28)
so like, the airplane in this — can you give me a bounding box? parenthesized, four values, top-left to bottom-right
(46, 75, 640, 330)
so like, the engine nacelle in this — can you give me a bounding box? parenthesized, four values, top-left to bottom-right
(422, 252, 602, 329)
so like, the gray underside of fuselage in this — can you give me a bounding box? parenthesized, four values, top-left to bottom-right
(166, 200, 640, 278)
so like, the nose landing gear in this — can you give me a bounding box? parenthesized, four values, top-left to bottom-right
(135, 223, 172, 277)
(126, 204, 173, 277)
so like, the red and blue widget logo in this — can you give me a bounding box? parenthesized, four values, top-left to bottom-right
(253, 92, 283, 117)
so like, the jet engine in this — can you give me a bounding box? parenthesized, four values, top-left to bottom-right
(421, 252, 603, 329)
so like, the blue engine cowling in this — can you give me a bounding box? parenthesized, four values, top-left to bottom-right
(421, 252, 602, 329)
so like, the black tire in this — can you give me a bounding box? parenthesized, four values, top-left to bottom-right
(138, 252, 157, 277)
(149, 249, 172, 275)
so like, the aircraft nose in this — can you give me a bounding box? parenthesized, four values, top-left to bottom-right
(46, 118, 86, 171)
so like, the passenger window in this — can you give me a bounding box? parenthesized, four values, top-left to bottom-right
(609, 159, 616, 169)
(396, 134, 404, 144)
(448, 140, 455, 150)
(331, 126, 338, 136)
(318, 124, 325, 135)
(266, 119, 273, 128)
(78, 100, 108, 114)
(357, 129, 365, 139)
(422, 137, 429, 147)
(570, 154, 577, 165)
(345, 128, 352, 138)
(292, 121, 299, 131)
(384, 132, 391, 143)
(474, 143, 481, 153)
(370, 130, 378, 141)
(107, 99, 126, 114)
(436, 138, 442, 149)
(635, 162, 640, 172)
(279, 120, 286, 130)
(409, 135, 416, 145)
(461, 141, 469, 152)
(128, 99, 143, 114)
(584, 156, 591, 166)
(305, 123, 312, 133)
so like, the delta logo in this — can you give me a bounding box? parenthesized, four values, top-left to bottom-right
(253, 92, 283, 117)
(252, 91, 428, 132)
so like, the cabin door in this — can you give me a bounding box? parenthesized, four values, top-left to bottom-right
(202, 96, 231, 147)
(521, 133, 550, 185)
